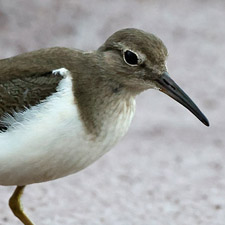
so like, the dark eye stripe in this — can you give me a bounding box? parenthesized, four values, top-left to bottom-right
(124, 50, 138, 65)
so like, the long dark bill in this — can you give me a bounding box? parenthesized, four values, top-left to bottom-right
(156, 72, 209, 126)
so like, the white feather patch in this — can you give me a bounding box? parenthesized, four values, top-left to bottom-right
(0, 68, 136, 186)
(52, 68, 69, 77)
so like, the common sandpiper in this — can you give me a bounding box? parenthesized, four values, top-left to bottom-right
(0, 28, 209, 225)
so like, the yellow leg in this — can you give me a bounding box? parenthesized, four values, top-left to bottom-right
(9, 186, 35, 225)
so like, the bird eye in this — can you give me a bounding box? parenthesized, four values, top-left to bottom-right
(123, 50, 139, 66)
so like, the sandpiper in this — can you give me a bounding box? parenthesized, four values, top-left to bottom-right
(0, 28, 209, 225)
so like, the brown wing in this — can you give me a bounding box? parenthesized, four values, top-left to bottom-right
(0, 47, 79, 131)
(0, 71, 63, 131)
(0, 47, 82, 131)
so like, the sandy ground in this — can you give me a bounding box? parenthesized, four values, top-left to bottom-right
(0, 0, 224, 224)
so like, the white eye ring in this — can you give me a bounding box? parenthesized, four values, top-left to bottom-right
(123, 49, 140, 66)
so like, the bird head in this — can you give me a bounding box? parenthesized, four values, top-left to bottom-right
(98, 28, 209, 126)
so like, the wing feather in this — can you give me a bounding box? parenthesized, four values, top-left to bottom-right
(0, 47, 80, 131)
(0, 70, 63, 131)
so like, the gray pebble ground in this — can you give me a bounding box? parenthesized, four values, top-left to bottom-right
(0, 1, 224, 225)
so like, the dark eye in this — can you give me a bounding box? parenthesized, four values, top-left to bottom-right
(123, 50, 139, 66)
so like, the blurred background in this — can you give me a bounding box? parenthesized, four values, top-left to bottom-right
(0, 0, 224, 224)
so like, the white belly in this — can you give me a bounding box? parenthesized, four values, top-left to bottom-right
(0, 75, 135, 186)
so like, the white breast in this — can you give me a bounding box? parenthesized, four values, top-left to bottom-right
(0, 71, 135, 186)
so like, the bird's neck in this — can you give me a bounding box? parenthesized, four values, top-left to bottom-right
(72, 55, 136, 136)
